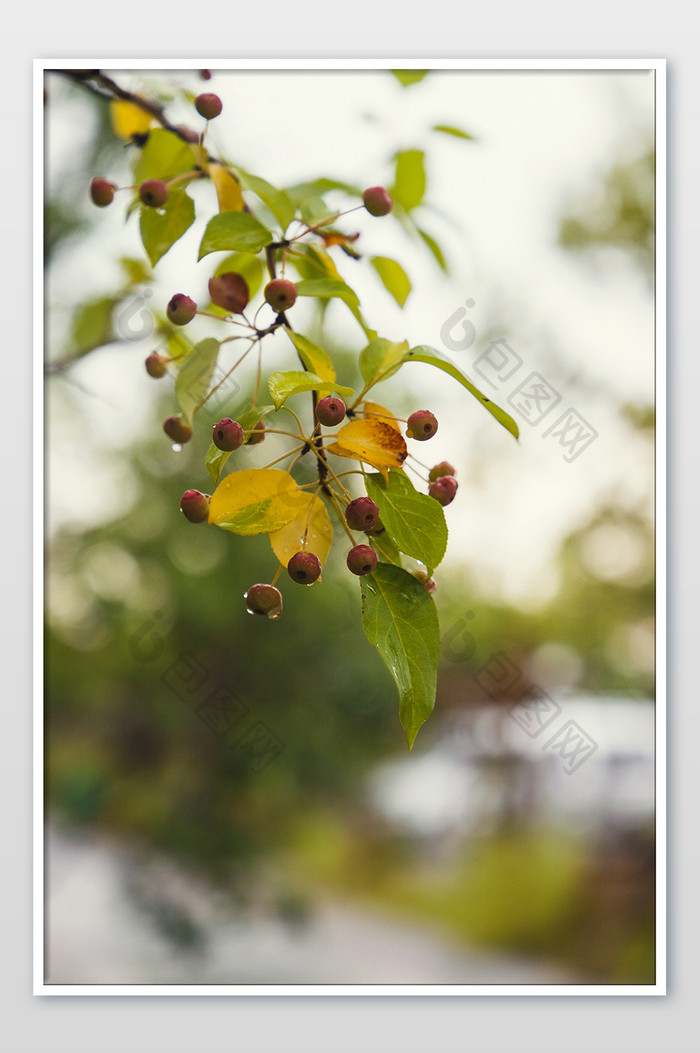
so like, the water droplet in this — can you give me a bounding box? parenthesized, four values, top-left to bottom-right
(171, 443, 182, 453)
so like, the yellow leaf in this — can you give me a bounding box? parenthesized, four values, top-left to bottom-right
(268, 493, 333, 571)
(326, 419, 408, 477)
(208, 163, 245, 212)
(288, 332, 336, 384)
(361, 401, 402, 433)
(110, 100, 153, 140)
(208, 469, 306, 535)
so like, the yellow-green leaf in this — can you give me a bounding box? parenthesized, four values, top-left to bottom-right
(208, 163, 245, 212)
(208, 469, 305, 535)
(359, 338, 409, 387)
(268, 493, 333, 570)
(267, 370, 352, 410)
(234, 167, 295, 230)
(391, 149, 426, 212)
(417, 228, 448, 272)
(134, 129, 195, 184)
(198, 212, 272, 260)
(175, 337, 220, 425)
(432, 124, 475, 141)
(406, 345, 520, 440)
(371, 257, 412, 307)
(390, 70, 429, 88)
(140, 188, 195, 266)
(287, 332, 336, 383)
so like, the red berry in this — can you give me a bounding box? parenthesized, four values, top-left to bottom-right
(362, 186, 393, 217)
(429, 475, 458, 506)
(162, 414, 193, 444)
(199, 70, 212, 81)
(406, 409, 438, 441)
(346, 545, 378, 576)
(167, 294, 197, 326)
(195, 93, 222, 120)
(212, 418, 244, 452)
(316, 396, 346, 427)
(264, 279, 298, 313)
(245, 421, 266, 445)
(90, 177, 116, 207)
(180, 489, 210, 523)
(139, 180, 169, 208)
(145, 352, 167, 378)
(345, 497, 380, 532)
(413, 570, 437, 594)
(245, 583, 283, 619)
(429, 461, 456, 482)
(208, 272, 249, 314)
(287, 551, 322, 584)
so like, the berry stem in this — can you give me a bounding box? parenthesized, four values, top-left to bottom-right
(193, 340, 256, 413)
(164, 170, 205, 189)
(327, 491, 359, 546)
(260, 444, 306, 470)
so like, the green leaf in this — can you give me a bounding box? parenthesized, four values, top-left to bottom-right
(391, 70, 429, 88)
(359, 338, 409, 386)
(174, 337, 220, 425)
(134, 129, 196, 184)
(432, 124, 475, 140)
(360, 563, 440, 748)
(236, 403, 277, 432)
(296, 278, 375, 340)
(371, 256, 412, 307)
(405, 345, 520, 440)
(369, 529, 403, 567)
(205, 403, 277, 484)
(213, 251, 264, 299)
(119, 256, 152, 285)
(300, 196, 338, 226)
(267, 369, 353, 409)
(205, 443, 231, 486)
(287, 332, 336, 382)
(366, 471, 447, 575)
(295, 278, 353, 301)
(68, 296, 118, 356)
(198, 211, 272, 259)
(284, 177, 362, 207)
(391, 149, 426, 212)
(417, 228, 448, 272)
(234, 167, 296, 231)
(140, 189, 195, 266)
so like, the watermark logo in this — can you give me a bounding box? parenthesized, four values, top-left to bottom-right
(470, 646, 599, 775)
(441, 302, 599, 462)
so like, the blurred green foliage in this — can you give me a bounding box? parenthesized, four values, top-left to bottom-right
(559, 148, 655, 275)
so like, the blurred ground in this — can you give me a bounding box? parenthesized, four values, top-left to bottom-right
(46, 822, 578, 986)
